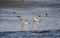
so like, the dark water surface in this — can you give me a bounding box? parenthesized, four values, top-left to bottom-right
(0, 30, 60, 38)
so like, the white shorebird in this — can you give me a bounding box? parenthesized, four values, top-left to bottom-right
(33, 16, 39, 30)
(21, 18, 28, 31)
(17, 16, 29, 31)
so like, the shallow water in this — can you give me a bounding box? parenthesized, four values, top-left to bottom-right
(0, 30, 60, 38)
(0, 2, 60, 38)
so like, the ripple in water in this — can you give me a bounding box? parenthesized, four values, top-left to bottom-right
(0, 30, 60, 38)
